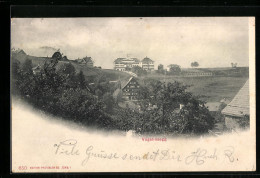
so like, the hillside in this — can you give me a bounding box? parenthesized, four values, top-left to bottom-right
(11, 52, 131, 82)
(144, 75, 248, 103)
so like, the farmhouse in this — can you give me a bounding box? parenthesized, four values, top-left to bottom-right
(113, 77, 140, 101)
(114, 57, 154, 71)
(221, 79, 249, 129)
(76, 56, 94, 67)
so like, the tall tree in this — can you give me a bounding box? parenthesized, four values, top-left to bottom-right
(131, 66, 147, 76)
(191, 61, 199, 68)
(168, 64, 181, 75)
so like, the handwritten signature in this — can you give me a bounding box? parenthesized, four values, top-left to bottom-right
(53, 139, 235, 166)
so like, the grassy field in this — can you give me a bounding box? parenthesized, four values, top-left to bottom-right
(144, 75, 248, 102)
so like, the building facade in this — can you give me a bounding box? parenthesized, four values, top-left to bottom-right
(141, 57, 154, 71)
(114, 57, 154, 71)
(121, 77, 140, 101)
(113, 77, 140, 101)
(180, 68, 213, 77)
(221, 79, 249, 129)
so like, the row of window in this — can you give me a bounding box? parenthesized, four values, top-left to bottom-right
(185, 73, 213, 76)
(124, 88, 139, 92)
(129, 96, 137, 100)
(125, 85, 140, 88)
(123, 93, 138, 96)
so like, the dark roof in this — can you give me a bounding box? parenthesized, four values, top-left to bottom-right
(114, 58, 140, 63)
(131, 58, 140, 63)
(221, 79, 249, 117)
(114, 58, 125, 63)
(83, 57, 93, 63)
(12, 49, 27, 55)
(142, 57, 153, 63)
(77, 56, 93, 63)
(17, 49, 26, 55)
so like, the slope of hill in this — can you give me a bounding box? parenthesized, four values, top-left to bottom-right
(11, 52, 130, 81)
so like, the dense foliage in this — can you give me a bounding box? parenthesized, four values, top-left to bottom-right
(12, 59, 215, 135)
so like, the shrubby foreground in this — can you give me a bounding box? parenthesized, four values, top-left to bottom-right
(12, 59, 215, 135)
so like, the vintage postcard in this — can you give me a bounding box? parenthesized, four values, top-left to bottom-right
(11, 17, 255, 172)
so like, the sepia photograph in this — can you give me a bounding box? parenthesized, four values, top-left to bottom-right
(11, 17, 255, 172)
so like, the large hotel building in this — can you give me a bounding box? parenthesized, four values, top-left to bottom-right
(114, 57, 154, 71)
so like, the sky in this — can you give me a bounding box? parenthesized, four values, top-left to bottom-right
(11, 17, 250, 69)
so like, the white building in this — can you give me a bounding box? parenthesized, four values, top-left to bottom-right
(114, 57, 154, 71)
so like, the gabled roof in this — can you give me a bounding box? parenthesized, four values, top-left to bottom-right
(121, 77, 134, 89)
(83, 56, 93, 63)
(77, 56, 93, 63)
(12, 49, 26, 55)
(114, 58, 125, 63)
(131, 58, 140, 63)
(142, 57, 153, 63)
(221, 79, 249, 117)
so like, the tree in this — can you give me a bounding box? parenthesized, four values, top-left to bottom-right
(237, 115, 249, 129)
(102, 92, 115, 112)
(22, 58, 33, 75)
(125, 66, 131, 71)
(157, 64, 165, 74)
(191, 61, 199, 68)
(12, 59, 21, 79)
(76, 70, 86, 89)
(132, 80, 215, 135)
(57, 63, 77, 88)
(131, 66, 147, 76)
(168, 64, 181, 75)
(58, 63, 76, 76)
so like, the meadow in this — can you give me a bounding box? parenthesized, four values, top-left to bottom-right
(144, 75, 248, 102)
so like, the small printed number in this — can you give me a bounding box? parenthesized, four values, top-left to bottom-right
(18, 166, 27, 170)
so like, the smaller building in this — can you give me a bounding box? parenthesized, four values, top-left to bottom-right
(221, 79, 249, 129)
(113, 77, 140, 102)
(76, 56, 94, 67)
(32, 64, 42, 75)
(121, 77, 140, 101)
